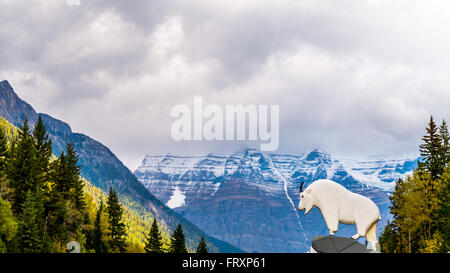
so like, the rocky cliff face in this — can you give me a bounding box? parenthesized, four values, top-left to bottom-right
(0, 80, 241, 253)
(135, 148, 418, 253)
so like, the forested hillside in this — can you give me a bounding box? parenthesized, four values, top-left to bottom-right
(0, 115, 200, 253)
(0, 80, 240, 253)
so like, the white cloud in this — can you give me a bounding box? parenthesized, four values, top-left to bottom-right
(1, 1, 450, 170)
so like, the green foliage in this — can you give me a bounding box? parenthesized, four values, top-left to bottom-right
(66, 143, 86, 212)
(144, 218, 164, 253)
(106, 188, 127, 253)
(170, 224, 188, 253)
(6, 118, 38, 214)
(0, 126, 10, 200)
(17, 190, 44, 253)
(196, 236, 208, 254)
(439, 119, 450, 168)
(0, 127, 8, 172)
(85, 200, 108, 253)
(0, 115, 173, 253)
(0, 116, 18, 143)
(379, 221, 398, 253)
(83, 182, 171, 252)
(381, 116, 450, 253)
(0, 197, 17, 253)
(32, 116, 52, 189)
(419, 116, 443, 179)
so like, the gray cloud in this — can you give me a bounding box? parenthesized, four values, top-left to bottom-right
(1, 0, 449, 170)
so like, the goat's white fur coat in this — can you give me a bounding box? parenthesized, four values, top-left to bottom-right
(298, 179, 381, 249)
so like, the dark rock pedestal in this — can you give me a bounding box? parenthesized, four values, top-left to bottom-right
(311, 236, 375, 253)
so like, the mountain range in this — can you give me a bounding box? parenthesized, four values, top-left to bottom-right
(134, 149, 419, 253)
(0, 80, 241, 253)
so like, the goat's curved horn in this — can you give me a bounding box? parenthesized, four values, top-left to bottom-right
(299, 182, 304, 193)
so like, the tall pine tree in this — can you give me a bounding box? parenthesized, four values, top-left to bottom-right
(196, 236, 208, 254)
(0, 127, 8, 172)
(439, 119, 450, 167)
(419, 115, 443, 179)
(106, 188, 127, 253)
(53, 151, 70, 197)
(170, 224, 187, 253)
(144, 218, 163, 253)
(91, 200, 108, 253)
(6, 118, 37, 213)
(0, 127, 9, 199)
(32, 116, 52, 189)
(16, 190, 44, 253)
(65, 143, 85, 212)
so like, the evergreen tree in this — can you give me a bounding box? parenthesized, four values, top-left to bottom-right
(144, 218, 163, 253)
(439, 120, 450, 167)
(45, 151, 70, 248)
(196, 236, 208, 254)
(106, 188, 127, 253)
(92, 200, 108, 253)
(170, 224, 187, 253)
(0, 127, 8, 172)
(65, 143, 85, 212)
(419, 115, 443, 179)
(53, 151, 70, 197)
(16, 190, 43, 253)
(379, 221, 398, 253)
(45, 148, 84, 251)
(0, 128, 9, 199)
(6, 118, 37, 213)
(435, 166, 450, 252)
(32, 116, 52, 188)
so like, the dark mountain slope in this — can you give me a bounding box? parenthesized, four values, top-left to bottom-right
(0, 80, 241, 253)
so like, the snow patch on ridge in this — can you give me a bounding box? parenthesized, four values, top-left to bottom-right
(166, 186, 186, 209)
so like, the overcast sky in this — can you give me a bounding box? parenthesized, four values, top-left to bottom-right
(1, 0, 450, 170)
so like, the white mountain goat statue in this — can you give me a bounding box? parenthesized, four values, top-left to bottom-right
(298, 179, 381, 251)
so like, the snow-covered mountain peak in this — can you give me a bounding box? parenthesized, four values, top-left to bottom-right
(303, 149, 332, 165)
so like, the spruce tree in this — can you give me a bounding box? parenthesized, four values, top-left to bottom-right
(0, 128, 9, 199)
(0, 127, 8, 172)
(44, 151, 67, 246)
(439, 120, 450, 167)
(53, 151, 70, 197)
(379, 221, 399, 253)
(32, 116, 52, 189)
(92, 200, 108, 253)
(6, 118, 37, 213)
(196, 236, 208, 254)
(170, 224, 187, 253)
(65, 143, 85, 212)
(106, 188, 127, 253)
(419, 115, 443, 179)
(16, 190, 43, 253)
(144, 218, 163, 253)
